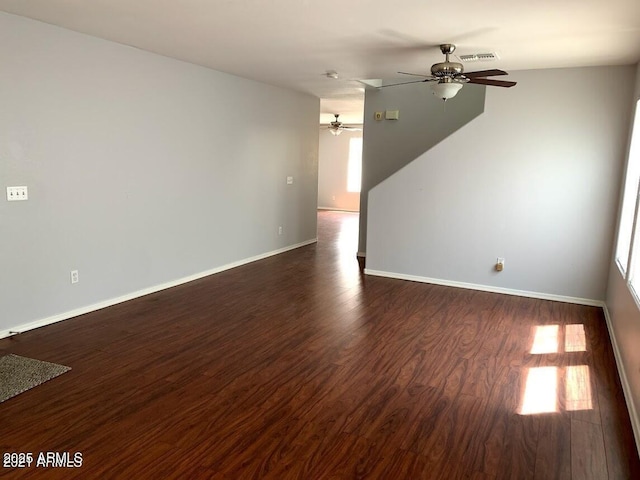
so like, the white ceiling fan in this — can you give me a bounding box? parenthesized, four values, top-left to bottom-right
(383, 44, 517, 101)
(328, 114, 362, 136)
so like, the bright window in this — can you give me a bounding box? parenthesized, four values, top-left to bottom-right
(347, 137, 362, 193)
(616, 101, 640, 275)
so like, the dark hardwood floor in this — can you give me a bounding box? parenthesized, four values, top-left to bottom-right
(1, 210, 639, 479)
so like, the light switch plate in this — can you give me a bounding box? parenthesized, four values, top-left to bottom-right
(7, 186, 28, 201)
(385, 110, 399, 120)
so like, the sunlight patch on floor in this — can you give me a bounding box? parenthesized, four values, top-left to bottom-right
(566, 365, 593, 411)
(521, 323, 593, 415)
(530, 325, 559, 354)
(520, 366, 558, 414)
(565, 324, 587, 352)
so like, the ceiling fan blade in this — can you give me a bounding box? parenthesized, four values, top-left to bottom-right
(380, 79, 433, 88)
(464, 69, 508, 78)
(468, 78, 517, 87)
(398, 71, 431, 78)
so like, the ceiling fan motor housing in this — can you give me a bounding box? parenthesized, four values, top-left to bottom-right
(431, 61, 464, 77)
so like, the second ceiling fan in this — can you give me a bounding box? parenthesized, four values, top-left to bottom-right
(328, 114, 362, 136)
(383, 44, 516, 101)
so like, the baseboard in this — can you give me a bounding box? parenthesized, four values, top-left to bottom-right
(363, 269, 604, 307)
(1, 238, 317, 339)
(317, 207, 360, 213)
(602, 305, 640, 457)
(356, 252, 366, 258)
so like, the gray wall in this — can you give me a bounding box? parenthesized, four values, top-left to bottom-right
(0, 13, 319, 335)
(606, 61, 640, 448)
(358, 82, 486, 253)
(318, 127, 361, 212)
(365, 66, 634, 302)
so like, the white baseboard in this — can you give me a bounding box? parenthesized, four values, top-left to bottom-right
(1, 238, 317, 340)
(363, 269, 604, 307)
(602, 305, 640, 457)
(317, 207, 360, 213)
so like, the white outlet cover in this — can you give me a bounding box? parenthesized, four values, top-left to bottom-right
(286, 176, 293, 185)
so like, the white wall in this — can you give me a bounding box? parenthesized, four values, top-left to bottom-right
(318, 128, 361, 212)
(366, 66, 635, 303)
(0, 13, 319, 336)
(605, 61, 640, 450)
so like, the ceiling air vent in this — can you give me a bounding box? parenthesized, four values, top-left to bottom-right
(457, 52, 499, 62)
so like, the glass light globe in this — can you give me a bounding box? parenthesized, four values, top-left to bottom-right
(431, 81, 463, 101)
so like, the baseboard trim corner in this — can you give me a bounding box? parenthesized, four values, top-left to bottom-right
(363, 269, 604, 307)
(0, 238, 317, 340)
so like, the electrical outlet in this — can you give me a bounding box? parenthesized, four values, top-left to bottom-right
(70, 270, 79, 284)
(286, 176, 294, 185)
(278, 226, 283, 235)
(495, 258, 505, 272)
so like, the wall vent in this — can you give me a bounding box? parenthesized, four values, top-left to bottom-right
(457, 52, 499, 62)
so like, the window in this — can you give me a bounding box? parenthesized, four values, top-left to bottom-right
(615, 100, 640, 274)
(347, 137, 362, 193)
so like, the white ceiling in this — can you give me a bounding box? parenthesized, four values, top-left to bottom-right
(1, 0, 639, 125)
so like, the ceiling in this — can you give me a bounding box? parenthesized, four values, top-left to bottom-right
(1, 0, 639, 125)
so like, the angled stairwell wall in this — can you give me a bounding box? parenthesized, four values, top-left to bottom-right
(364, 66, 635, 302)
(358, 82, 486, 253)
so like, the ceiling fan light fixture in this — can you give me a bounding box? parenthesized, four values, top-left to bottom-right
(329, 113, 343, 135)
(431, 80, 463, 101)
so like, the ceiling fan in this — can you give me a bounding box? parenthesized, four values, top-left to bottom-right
(328, 114, 362, 136)
(383, 44, 516, 101)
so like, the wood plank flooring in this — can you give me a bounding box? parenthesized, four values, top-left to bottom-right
(1, 210, 639, 479)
